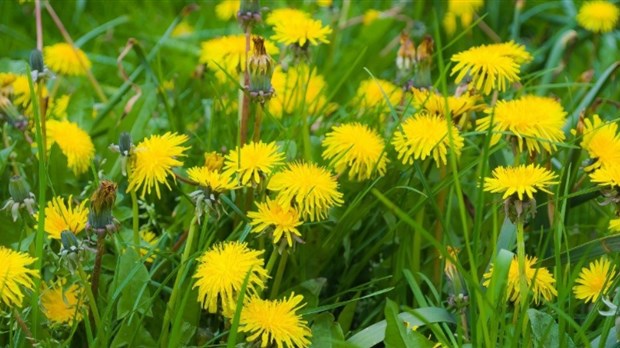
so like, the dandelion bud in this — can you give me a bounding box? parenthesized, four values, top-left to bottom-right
(29, 49, 50, 82)
(413, 35, 434, 88)
(2, 176, 36, 221)
(237, 0, 261, 30)
(396, 32, 415, 73)
(87, 180, 119, 235)
(108, 132, 134, 176)
(248, 36, 275, 104)
(60, 230, 80, 256)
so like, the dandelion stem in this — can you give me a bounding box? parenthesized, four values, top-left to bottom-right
(240, 26, 252, 145)
(265, 247, 279, 275)
(127, 165, 141, 253)
(516, 216, 528, 313)
(252, 104, 263, 142)
(91, 234, 106, 299)
(270, 250, 288, 299)
(161, 215, 200, 347)
(77, 264, 103, 340)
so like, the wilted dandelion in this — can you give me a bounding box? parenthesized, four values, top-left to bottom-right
(271, 15, 332, 47)
(0, 247, 39, 308)
(239, 293, 312, 348)
(248, 198, 303, 247)
(476, 95, 567, 154)
(193, 241, 268, 314)
(576, 0, 619, 33)
(127, 132, 189, 199)
(483, 255, 557, 305)
(36, 196, 88, 240)
(321, 122, 388, 181)
(573, 257, 617, 303)
(223, 141, 285, 187)
(268, 162, 344, 222)
(392, 113, 464, 167)
(483, 164, 558, 200)
(43, 43, 91, 76)
(443, 0, 484, 36)
(579, 114, 620, 171)
(46, 119, 95, 175)
(450, 41, 532, 95)
(41, 282, 86, 326)
(355, 78, 403, 116)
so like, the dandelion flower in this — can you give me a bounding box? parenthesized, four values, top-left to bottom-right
(193, 241, 268, 314)
(271, 16, 332, 47)
(580, 114, 620, 171)
(224, 141, 285, 187)
(36, 195, 89, 240)
(322, 122, 388, 181)
(204, 151, 225, 172)
(268, 162, 344, 222)
(187, 166, 236, 193)
(443, 0, 484, 36)
(46, 119, 95, 175)
(47, 94, 70, 119)
(411, 87, 484, 120)
(11, 75, 48, 109)
(41, 282, 86, 326)
(44, 43, 91, 76)
(450, 41, 532, 95)
(200, 35, 278, 82)
(483, 164, 558, 200)
(574, 257, 617, 303)
(392, 113, 464, 167)
(266, 8, 310, 26)
(269, 65, 335, 117)
(248, 198, 303, 247)
(239, 293, 312, 348)
(0, 247, 39, 308)
(317, 0, 332, 7)
(215, 0, 240, 21)
(363, 9, 381, 25)
(476, 95, 567, 154)
(139, 230, 159, 263)
(590, 163, 620, 187)
(576, 1, 619, 33)
(610, 218, 620, 232)
(355, 78, 403, 116)
(483, 255, 557, 305)
(171, 21, 194, 37)
(127, 132, 189, 199)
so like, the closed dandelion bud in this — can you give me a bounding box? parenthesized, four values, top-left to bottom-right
(108, 132, 134, 176)
(87, 180, 119, 235)
(29, 49, 50, 82)
(237, 0, 261, 30)
(248, 36, 275, 104)
(396, 32, 415, 73)
(413, 35, 434, 88)
(2, 176, 36, 221)
(60, 230, 80, 256)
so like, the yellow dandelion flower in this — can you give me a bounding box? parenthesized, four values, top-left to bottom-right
(41, 282, 86, 326)
(268, 162, 344, 222)
(411, 87, 484, 120)
(44, 43, 91, 76)
(215, 0, 240, 21)
(580, 114, 620, 171)
(200, 35, 278, 83)
(193, 241, 268, 314)
(483, 255, 557, 305)
(46, 119, 95, 175)
(322, 122, 388, 181)
(248, 198, 303, 247)
(139, 230, 159, 263)
(265, 8, 310, 26)
(590, 163, 620, 187)
(610, 218, 620, 232)
(0, 72, 17, 88)
(483, 164, 558, 200)
(392, 113, 464, 167)
(363, 9, 381, 25)
(450, 41, 532, 95)
(574, 257, 617, 303)
(0, 247, 39, 308)
(11, 75, 48, 109)
(204, 151, 225, 172)
(223, 141, 285, 187)
(269, 65, 335, 118)
(443, 0, 484, 36)
(317, 0, 332, 7)
(36, 195, 89, 240)
(239, 293, 312, 348)
(171, 20, 194, 37)
(47, 94, 70, 119)
(271, 16, 332, 47)
(127, 132, 189, 199)
(355, 78, 403, 116)
(187, 166, 236, 193)
(577, 1, 619, 33)
(476, 95, 567, 154)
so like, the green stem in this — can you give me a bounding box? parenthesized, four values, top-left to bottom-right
(516, 217, 528, 315)
(131, 190, 140, 252)
(160, 215, 200, 347)
(270, 251, 288, 299)
(77, 264, 103, 344)
(265, 247, 279, 275)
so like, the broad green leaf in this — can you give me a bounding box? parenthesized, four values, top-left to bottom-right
(114, 248, 152, 319)
(528, 308, 575, 348)
(310, 312, 351, 348)
(384, 299, 434, 348)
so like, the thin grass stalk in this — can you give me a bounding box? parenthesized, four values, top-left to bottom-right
(77, 263, 103, 341)
(12, 309, 34, 348)
(515, 216, 528, 322)
(270, 250, 289, 299)
(161, 214, 200, 347)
